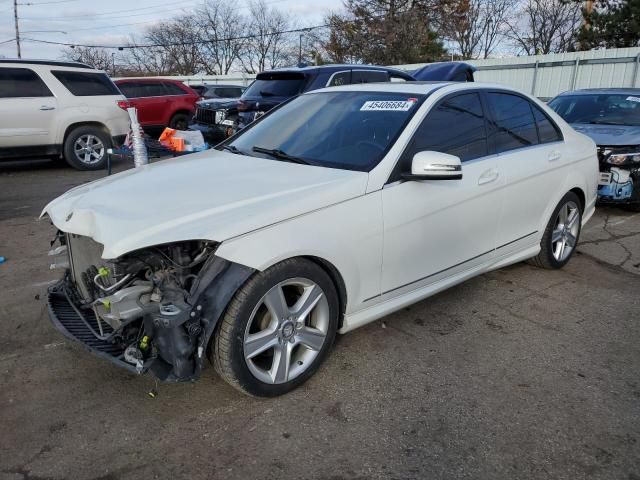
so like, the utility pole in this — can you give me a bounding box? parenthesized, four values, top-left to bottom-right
(13, 0, 21, 59)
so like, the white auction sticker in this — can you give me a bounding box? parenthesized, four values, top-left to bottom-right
(626, 96, 640, 103)
(361, 99, 417, 111)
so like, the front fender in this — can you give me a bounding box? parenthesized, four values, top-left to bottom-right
(214, 192, 384, 315)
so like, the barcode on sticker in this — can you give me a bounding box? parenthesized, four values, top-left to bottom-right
(361, 100, 416, 111)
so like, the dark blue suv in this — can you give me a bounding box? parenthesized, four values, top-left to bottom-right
(191, 64, 414, 140)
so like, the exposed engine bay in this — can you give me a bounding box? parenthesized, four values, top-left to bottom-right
(48, 231, 253, 382)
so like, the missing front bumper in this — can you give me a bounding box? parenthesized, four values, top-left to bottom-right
(47, 281, 143, 375)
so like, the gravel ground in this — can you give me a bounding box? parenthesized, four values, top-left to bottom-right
(1, 158, 639, 480)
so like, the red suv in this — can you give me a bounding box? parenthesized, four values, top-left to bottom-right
(115, 79, 199, 131)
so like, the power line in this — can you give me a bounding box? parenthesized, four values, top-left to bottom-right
(20, 24, 327, 50)
(18, 0, 200, 20)
(18, 0, 80, 5)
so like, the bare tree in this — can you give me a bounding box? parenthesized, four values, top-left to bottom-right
(62, 46, 115, 73)
(197, 0, 248, 75)
(442, 0, 516, 59)
(507, 0, 582, 55)
(241, 0, 295, 73)
(125, 14, 203, 75)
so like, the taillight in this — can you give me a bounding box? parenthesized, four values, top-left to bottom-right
(117, 100, 132, 110)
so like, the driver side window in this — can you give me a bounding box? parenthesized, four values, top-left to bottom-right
(399, 93, 488, 175)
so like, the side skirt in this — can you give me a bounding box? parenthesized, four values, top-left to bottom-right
(340, 232, 539, 334)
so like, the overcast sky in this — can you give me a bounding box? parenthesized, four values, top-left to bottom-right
(0, 0, 343, 61)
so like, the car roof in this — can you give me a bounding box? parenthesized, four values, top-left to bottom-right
(556, 88, 640, 96)
(412, 62, 476, 81)
(205, 84, 245, 88)
(0, 59, 94, 69)
(261, 64, 413, 76)
(115, 78, 191, 86)
(311, 81, 514, 96)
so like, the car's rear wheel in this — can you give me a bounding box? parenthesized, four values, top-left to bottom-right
(213, 259, 339, 397)
(528, 191, 582, 269)
(63, 126, 111, 170)
(169, 113, 190, 130)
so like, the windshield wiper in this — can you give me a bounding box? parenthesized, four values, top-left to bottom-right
(252, 146, 311, 165)
(221, 145, 243, 155)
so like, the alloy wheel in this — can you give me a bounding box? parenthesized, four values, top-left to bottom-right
(551, 200, 580, 262)
(243, 278, 330, 384)
(73, 134, 105, 165)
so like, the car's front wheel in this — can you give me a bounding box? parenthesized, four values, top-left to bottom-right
(213, 258, 339, 397)
(528, 191, 582, 269)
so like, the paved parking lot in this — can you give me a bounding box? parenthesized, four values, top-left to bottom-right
(1, 158, 640, 480)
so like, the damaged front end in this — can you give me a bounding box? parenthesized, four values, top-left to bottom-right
(47, 232, 253, 382)
(597, 147, 640, 205)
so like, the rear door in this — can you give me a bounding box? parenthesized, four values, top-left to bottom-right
(381, 91, 504, 295)
(0, 67, 58, 149)
(485, 92, 566, 255)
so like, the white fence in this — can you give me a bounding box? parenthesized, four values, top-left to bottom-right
(118, 47, 640, 99)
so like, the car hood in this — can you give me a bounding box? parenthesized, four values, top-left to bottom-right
(571, 123, 640, 146)
(198, 98, 240, 109)
(43, 151, 368, 259)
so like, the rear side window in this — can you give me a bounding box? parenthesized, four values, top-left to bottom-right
(532, 105, 563, 143)
(327, 71, 351, 87)
(408, 92, 488, 162)
(351, 70, 389, 84)
(52, 71, 120, 96)
(488, 93, 538, 153)
(138, 82, 169, 97)
(163, 82, 187, 95)
(0, 68, 52, 98)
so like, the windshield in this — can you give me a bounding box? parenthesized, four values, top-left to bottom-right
(242, 74, 307, 98)
(548, 94, 640, 126)
(225, 91, 425, 172)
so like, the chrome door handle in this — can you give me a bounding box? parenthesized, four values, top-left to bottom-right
(478, 169, 499, 185)
(40, 105, 55, 111)
(548, 150, 561, 162)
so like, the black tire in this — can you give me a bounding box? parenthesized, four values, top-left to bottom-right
(528, 191, 582, 269)
(212, 258, 340, 397)
(169, 112, 190, 130)
(623, 203, 640, 213)
(63, 126, 112, 171)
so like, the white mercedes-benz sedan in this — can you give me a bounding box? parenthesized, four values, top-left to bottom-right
(43, 82, 598, 396)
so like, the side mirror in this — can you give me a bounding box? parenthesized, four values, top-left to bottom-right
(402, 151, 462, 180)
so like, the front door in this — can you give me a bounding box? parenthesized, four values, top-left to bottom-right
(381, 92, 503, 295)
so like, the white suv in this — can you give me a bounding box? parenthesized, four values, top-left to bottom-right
(0, 59, 130, 170)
